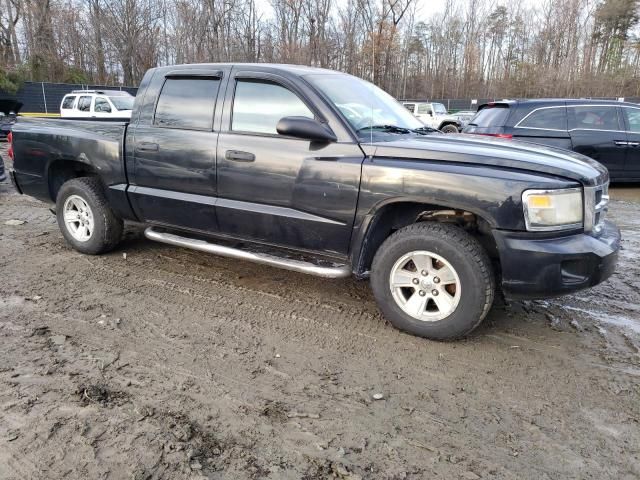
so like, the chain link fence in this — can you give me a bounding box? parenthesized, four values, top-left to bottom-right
(0, 82, 138, 114)
(2, 81, 640, 115)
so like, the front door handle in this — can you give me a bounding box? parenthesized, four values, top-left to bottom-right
(136, 142, 159, 152)
(225, 150, 255, 162)
(628, 141, 640, 147)
(614, 140, 628, 146)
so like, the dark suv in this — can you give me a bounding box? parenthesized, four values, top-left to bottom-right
(463, 99, 640, 182)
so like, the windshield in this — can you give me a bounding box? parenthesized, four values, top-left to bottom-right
(433, 103, 447, 115)
(109, 96, 134, 111)
(305, 74, 425, 135)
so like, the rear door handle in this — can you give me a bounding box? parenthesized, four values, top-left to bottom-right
(136, 142, 159, 152)
(614, 140, 628, 146)
(628, 141, 640, 147)
(225, 150, 255, 162)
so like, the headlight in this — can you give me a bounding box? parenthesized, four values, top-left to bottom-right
(522, 188, 583, 231)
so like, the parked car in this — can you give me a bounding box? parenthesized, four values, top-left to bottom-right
(0, 99, 22, 140)
(463, 99, 640, 182)
(10, 64, 619, 340)
(403, 101, 461, 133)
(0, 154, 5, 182)
(452, 110, 476, 129)
(60, 90, 134, 118)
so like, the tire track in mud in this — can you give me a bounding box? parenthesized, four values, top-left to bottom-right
(28, 248, 559, 420)
(75, 252, 611, 424)
(84, 252, 601, 363)
(24, 309, 590, 480)
(82, 255, 393, 349)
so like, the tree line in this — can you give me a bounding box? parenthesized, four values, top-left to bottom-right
(1, 0, 639, 99)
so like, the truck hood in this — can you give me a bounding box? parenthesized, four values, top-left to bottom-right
(361, 134, 608, 186)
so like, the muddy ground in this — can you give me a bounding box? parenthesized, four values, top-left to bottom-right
(1, 144, 639, 479)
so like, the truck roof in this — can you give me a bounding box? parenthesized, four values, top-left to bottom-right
(69, 89, 132, 96)
(151, 63, 343, 77)
(480, 98, 638, 109)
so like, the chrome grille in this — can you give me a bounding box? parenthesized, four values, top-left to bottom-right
(584, 182, 609, 234)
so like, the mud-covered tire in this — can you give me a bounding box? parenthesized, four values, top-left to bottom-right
(370, 222, 495, 340)
(56, 177, 123, 255)
(440, 124, 459, 134)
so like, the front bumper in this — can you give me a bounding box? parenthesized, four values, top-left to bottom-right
(494, 220, 620, 299)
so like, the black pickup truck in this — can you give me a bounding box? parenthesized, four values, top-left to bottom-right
(9, 63, 620, 340)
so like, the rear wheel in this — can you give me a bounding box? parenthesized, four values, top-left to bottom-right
(56, 177, 123, 255)
(370, 222, 494, 340)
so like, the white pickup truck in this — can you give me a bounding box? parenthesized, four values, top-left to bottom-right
(403, 102, 461, 133)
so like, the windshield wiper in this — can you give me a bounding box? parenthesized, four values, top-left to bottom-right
(357, 124, 441, 136)
(356, 124, 414, 134)
(412, 126, 441, 134)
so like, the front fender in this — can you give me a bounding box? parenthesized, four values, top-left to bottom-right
(348, 156, 580, 274)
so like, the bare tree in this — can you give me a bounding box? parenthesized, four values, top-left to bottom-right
(4, 0, 640, 99)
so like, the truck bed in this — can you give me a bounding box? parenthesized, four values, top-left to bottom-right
(11, 117, 129, 205)
(16, 117, 128, 143)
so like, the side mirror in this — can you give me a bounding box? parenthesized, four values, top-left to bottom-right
(276, 116, 337, 143)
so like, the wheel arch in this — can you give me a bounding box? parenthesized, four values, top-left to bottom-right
(352, 199, 498, 277)
(47, 159, 101, 202)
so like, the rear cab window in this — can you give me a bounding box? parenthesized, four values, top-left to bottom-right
(154, 77, 220, 130)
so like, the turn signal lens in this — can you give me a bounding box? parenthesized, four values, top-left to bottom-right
(527, 195, 553, 208)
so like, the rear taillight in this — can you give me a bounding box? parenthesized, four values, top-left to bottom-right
(7, 131, 13, 159)
(477, 133, 513, 139)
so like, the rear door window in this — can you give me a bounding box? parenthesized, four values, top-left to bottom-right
(154, 77, 220, 130)
(518, 107, 567, 130)
(77, 96, 92, 112)
(569, 106, 621, 131)
(62, 96, 76, 109)
(469, 106, 510, 127)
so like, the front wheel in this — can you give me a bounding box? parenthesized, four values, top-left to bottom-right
(440, 124, 459, 134)
(56, 177, 123, 255)
(370, 222, 495, 340)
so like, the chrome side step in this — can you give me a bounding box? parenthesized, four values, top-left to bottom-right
(144, 227, 351, 279)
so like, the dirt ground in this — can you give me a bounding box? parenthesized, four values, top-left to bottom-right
(1, 144, 639, 480)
